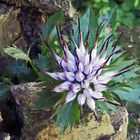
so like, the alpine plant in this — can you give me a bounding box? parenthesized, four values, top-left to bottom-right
(44, 20, 132, 115)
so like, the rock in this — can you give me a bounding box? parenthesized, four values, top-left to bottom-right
(0, 3, 27, 74)
(10, 82, 128, 140)
(0, 5, 26, 54)
(0, 0, 77, 60)
(36, 113, 115, 140)
(0, 99, 23, 139)
(1, 0, 77, 20)
(118, 26, 140, 64)
(0, 132, 10, 140)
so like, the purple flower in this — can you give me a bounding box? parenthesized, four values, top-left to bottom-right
(44, 22, 131, 112)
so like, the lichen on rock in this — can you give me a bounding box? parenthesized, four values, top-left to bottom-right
(10, 82, 129, 140)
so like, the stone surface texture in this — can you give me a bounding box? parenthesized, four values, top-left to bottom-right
(0, 0, 77, 20)
(10, 82, 128, 140)
(0, 5, 25, 54)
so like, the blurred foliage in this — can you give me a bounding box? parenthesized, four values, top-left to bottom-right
(0, 83, 10, 100)
(72, 0, 140, 28)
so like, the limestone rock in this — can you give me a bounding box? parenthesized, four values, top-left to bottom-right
(36, 113, 115, 140)
(10, 82, 128, 140)
(1, 0, 77, 20)
(0, 5, 26, 54)
(0, 4, 26, 74)
(34, 107, 128, 140)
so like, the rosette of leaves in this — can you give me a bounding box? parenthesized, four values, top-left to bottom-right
(4, 9, 140, 133)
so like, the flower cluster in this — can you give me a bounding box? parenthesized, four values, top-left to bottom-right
(44, 22, 131, 113)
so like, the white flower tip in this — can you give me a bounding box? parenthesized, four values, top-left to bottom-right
(75, 71, 85, 82)
(70, 83, 81, 93)
(65, 91, 77, 104)
(53, 81, 71, 93)
(91, 91, 103, 99)
(52, 88, 60, 93)
(78, 94, 86, 106)
(87, 97, 95, 111)
(43, 71, 49, 75)
(94, 84, 108, 92)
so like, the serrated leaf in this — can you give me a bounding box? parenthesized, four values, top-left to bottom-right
(56, 99, 80, 133)
(4, 47, 30, 61)
(111, 80, 140, 104)
(72, 8, 97, 50)
(96, 101, 117, 113)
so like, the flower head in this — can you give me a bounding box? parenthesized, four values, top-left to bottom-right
(44, 21, 131, 113)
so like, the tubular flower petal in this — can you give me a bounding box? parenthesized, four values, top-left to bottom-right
(81, 80, 90, 89)
(84, 63, 93, 75)
(60, 60, 68, 71)
(90, 48, 97, 61)
(76, 47, 84, 64)
(52, 51, 62, 65)
(94, 83, 108, 92)
(44, 72, 59, 80)
(70, 83, 81, 93)
(87, 97, 95, 111)
(64, 45, 75, 63)
(53, 81, 71, 93)
(78, 94, 86, 106)
(45, 24, 131, 113)
(67, 60, 77, 72)
(79, 32, 86, 54)
(97, 71, 118, 83)
(65, 72, 75, 81)
(84, 53, 90, 66)
(75, 71, 85, 82)
(65, 91, 77, 104)
(57, 73, 67, 80)
(91, 91, 103, 99)
(83, 88, 92, 98)
(78, 62, 84, 72)
(45, 72, 65, 80)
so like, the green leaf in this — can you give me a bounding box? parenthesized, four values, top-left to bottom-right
(121, 0, 133, 11)
(56, 99, 80, 133)
(106, 58, 135, 72)
(33, 91, 62, 110)
(81, 8, 97, 38)
(111, 81, 140, 104)
(4, 46, 30, 61)
(7, 61, 30, 76)
(44, 12, 64, 39)
(72, 8, 97, 50)
(35, 54, 50, 69)
(123, 17, 134, 27)
(116, 8, 124, 21)
(82, 8, 97, 50)
(96, 101, 117, 113)
(5, 61, 38, 82)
